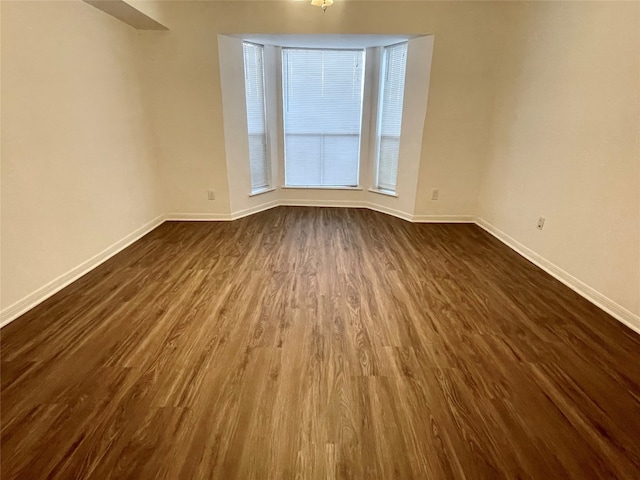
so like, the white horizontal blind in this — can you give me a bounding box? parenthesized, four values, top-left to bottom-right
(282, 48, 365, 187)
(376, 42, 408, 192)
(243, 42, 270, 192)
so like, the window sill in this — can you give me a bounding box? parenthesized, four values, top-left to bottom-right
(249, 187, 276, 197)
(281, 186, 363, 191)
(368, 188, 398, 198)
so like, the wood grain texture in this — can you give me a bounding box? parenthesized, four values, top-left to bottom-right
(2, 206, 640, 479)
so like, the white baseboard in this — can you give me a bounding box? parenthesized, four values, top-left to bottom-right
(231, 200, 280, 220)
(0, 214, 166, 329)
(412, 214, 475, 223)
(165, 213, 232, 221)
(366, 203, 415, 222)
(475, 217, 640, 335)
(279, 199, 369, 209)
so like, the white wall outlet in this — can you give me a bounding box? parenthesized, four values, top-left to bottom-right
(431, 189, 440, 200)
(207, 189, 216, 201)
(537, 217, 546, 230)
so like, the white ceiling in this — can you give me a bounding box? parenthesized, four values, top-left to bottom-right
(238, 34, 417, 48)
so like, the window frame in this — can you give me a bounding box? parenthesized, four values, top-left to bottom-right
(373, 41, 409, 196)
(280, 46, 367, 189)
(242, 41, 273, 195)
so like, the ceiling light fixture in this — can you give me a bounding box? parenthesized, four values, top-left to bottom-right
(310, 0, 333, 13)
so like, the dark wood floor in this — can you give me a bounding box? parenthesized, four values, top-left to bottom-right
(2, 207, 640, 479)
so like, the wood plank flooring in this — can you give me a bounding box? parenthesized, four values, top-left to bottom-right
(2, 206, 640, 479)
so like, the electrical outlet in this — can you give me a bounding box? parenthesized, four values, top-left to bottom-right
(537, 217, 546, 230)
(207, 189, 216, 201)
(431, 189, 440, 201)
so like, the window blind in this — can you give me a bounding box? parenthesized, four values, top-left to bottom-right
(282, 48, 365, 187)
(243, 42, 270, 192)
(376, 43, 408, 192)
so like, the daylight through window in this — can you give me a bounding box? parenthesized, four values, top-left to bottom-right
(375, 42, 408, 193)
(243, 42, 271, 193)
(282, 48, 365, 187)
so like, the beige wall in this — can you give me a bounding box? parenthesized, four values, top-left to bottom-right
(479, 1, 640, 319)
(1, 0, 163, 315)
(136, 1, 500, 218)
(217, 35, 278, 217)
(2, 0, 637, 330)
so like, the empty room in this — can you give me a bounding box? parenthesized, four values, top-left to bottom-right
(1, 0, 639, 478)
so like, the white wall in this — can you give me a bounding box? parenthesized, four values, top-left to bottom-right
(367, 35, 434, 218)
(479, 1, 640, 322)
(218, 35, 278, 218)
(1, 0, 163, 320)
(2, 0, 637, 333)
(414, 5, 498, 218)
